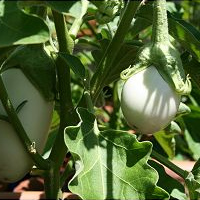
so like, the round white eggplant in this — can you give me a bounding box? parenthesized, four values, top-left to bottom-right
(121, 66, 180, 134)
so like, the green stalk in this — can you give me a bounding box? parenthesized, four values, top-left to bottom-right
(152, 0, 169, 44)
(44, 10, 75, 199)
(49, 10, 74, 164)
(84, 91, 95, 114)
(151, 150, 189, 179)
(0, 77, 50, 170)
(90, 0, 142, 104)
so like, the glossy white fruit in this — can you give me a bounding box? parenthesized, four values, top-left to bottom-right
(121, 66, 180, 134)
(0, 68, 54, 182)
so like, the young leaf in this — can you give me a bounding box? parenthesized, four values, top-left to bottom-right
(184, 129, 200, 161)
(154, 121, 181, 159)
(154, 132, 176, 159)
(42, 128, 58, 159)
(64, 108, 169, 200)
(0, 1, 49, 47)
(182, 54, 200, 91)
(1, 44, 56, 101)
(185, 172, 200, 199)
(182, 106, 200, 160)
(92, 39, 141, 85)
(59, 53, 85, 81)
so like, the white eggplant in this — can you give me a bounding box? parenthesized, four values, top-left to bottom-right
(0, 68, 54, 182)
(121, 66, 180, 134)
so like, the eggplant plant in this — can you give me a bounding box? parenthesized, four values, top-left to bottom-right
(0, 0, 200, 199)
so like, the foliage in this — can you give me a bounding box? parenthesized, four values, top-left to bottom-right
(1, 0, 200, 199)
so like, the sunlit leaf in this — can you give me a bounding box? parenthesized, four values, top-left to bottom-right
(64, 108, 169, 200)
(0, 1, 49, 47)
(182, 105, 200, 160)
(154, 121, 181, 159)
(154, 132, 176, 159)
(185, 172, 200, 199)
(184, 129, 200, 161)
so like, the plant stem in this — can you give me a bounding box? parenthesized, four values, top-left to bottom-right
(84, 91, 95, 114)
(152, 0, 169, 44)
(90, 0, 142, 104)
(44, 165, 62, 199)
(49, 10, 74, 167)
(52, 10, 74, 55)
(44, 10, 75, 199)
(151, 150, 189, 179)
(0, 76, 50, 170)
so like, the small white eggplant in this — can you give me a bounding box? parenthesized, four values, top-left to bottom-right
(121, 66, 180, 134)
(0, 68, 54, 182)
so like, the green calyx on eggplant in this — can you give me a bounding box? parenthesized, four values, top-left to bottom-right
(120, 0, 191, 134)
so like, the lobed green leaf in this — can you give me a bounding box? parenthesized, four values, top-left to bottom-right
(64, 108, 169, 200)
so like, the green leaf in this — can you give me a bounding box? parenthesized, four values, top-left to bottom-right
(42, 111, 59, 159)
(59, 53, 85, 80)
(154, 121, 181, 159)
(64, 108, 169, 200)
(175, 102, 191, 119)
(184, 129, 200, 161)
(108, 41, 141, 83)
(132, 3, 200, 61)
(130, 3, 152, 38)
(42, 128, 58, 159)
(185, 172, 200, 199)
(46, 1, 76, 13)
(182, 105, 200, 160)
(182, 54, 200, 91)
(92, 39, 141, 85)
(168, 13, 200, 62)
(149, 160, 187, 200)
(69, 1, 83, 19)
(0, 1, 49, 47)
(1, 44, 56, 101)
(192, 159, 200, 184)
